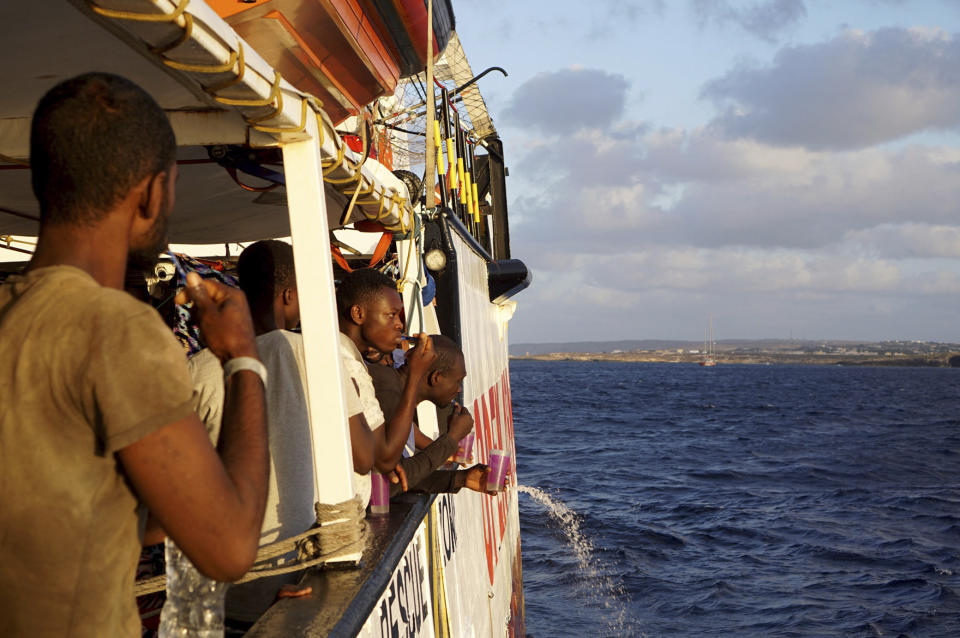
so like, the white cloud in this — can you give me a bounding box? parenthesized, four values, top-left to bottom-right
(503, 68, 631, 134)
(585, 1, 667, 39)
(508, 246, 960, 342)
(505, 119, 960, 341)
(916, 269, 960, 294)
(691, 0, 807, 42)
(845, 223, 960, 258)
(496, 26, 960, 342)
(581, 248, 904, 294)
(702, 27, 960, 149)
(511, 124, 960, 254)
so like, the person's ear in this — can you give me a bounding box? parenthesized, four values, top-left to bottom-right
(141, 171, 168, 222)
(427, 369, 441, 387)
(350, 303, 365, 325)
(282, 287, 295, 306)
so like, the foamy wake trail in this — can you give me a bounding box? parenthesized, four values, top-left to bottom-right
(518, 485, 644, 637)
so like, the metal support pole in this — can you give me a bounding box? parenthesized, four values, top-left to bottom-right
(424, 0, 436, 209)
(438, 87, 451, 209)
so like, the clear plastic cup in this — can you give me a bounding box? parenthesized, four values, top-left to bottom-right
(370, 471, 390, 515)
(486, 449, 509, 493)
(453, 433, 475, 464)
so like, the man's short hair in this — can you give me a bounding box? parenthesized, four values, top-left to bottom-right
(429, 334, 463, 374)
(238, 240, 296, 309)
(336, 268, 397, 320)
(30, 73, 176, 226)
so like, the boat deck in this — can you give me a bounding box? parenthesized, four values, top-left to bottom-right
(244, 494, 434, 637)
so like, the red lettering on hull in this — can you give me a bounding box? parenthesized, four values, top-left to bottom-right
(476, 371, 516, 585)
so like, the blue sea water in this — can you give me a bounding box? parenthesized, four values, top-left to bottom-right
(512, 360, 960, 637)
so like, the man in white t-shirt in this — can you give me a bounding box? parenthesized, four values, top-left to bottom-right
(189, 240, 313, 623)
(335, 268, 437, 504)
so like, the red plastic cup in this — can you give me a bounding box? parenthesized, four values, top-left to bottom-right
(486, 449, 509, 493)
(370, 472, 389, 515)
(453, 433, 475, 464)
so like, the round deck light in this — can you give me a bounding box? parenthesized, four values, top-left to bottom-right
(425, 248, 447, 272)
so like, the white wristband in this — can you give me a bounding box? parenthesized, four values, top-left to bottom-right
(223, 356, 268, 388)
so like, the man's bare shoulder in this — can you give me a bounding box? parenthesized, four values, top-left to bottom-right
(2, 265, 163, 335)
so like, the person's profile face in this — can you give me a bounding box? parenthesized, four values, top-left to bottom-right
(432, 355, 466, 407)
(361, 286, 404, 353)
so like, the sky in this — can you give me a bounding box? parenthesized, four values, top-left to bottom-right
(452, 0, 960, 344)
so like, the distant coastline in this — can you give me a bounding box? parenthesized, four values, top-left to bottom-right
(510, 340, 960, 367)
(511, 351, 959, 366)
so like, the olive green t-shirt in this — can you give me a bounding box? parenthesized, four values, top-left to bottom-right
(0, 265, 195, 638)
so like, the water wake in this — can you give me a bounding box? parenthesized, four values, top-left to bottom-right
(518, 485, 642, 636)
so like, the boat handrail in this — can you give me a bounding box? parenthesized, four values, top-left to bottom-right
(246, 494, 436, 638)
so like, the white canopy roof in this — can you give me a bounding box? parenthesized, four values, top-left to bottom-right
(0, 0, 413, 244)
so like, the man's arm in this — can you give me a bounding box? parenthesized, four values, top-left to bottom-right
(142, 513, 165, 547)
(350, 412, 375, 474)
(374, 334, 436, 471)
(403, 469, 462, 494)
(120, 274, 268, 582)
(388, 404, 474, 496)
(344, 367, 376, 475)
(390, 433, 458, 497)
(406, 464, 507, 495)
(120, 373, 266, 581)
(413, 425, 433, 450)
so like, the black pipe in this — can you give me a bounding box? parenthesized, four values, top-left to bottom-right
(0, 206, 39, 222)
(380, 122, 425, 137)
(453, 66, 508, 96)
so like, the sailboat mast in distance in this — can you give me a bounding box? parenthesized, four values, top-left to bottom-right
(701, 313, 717, 367)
